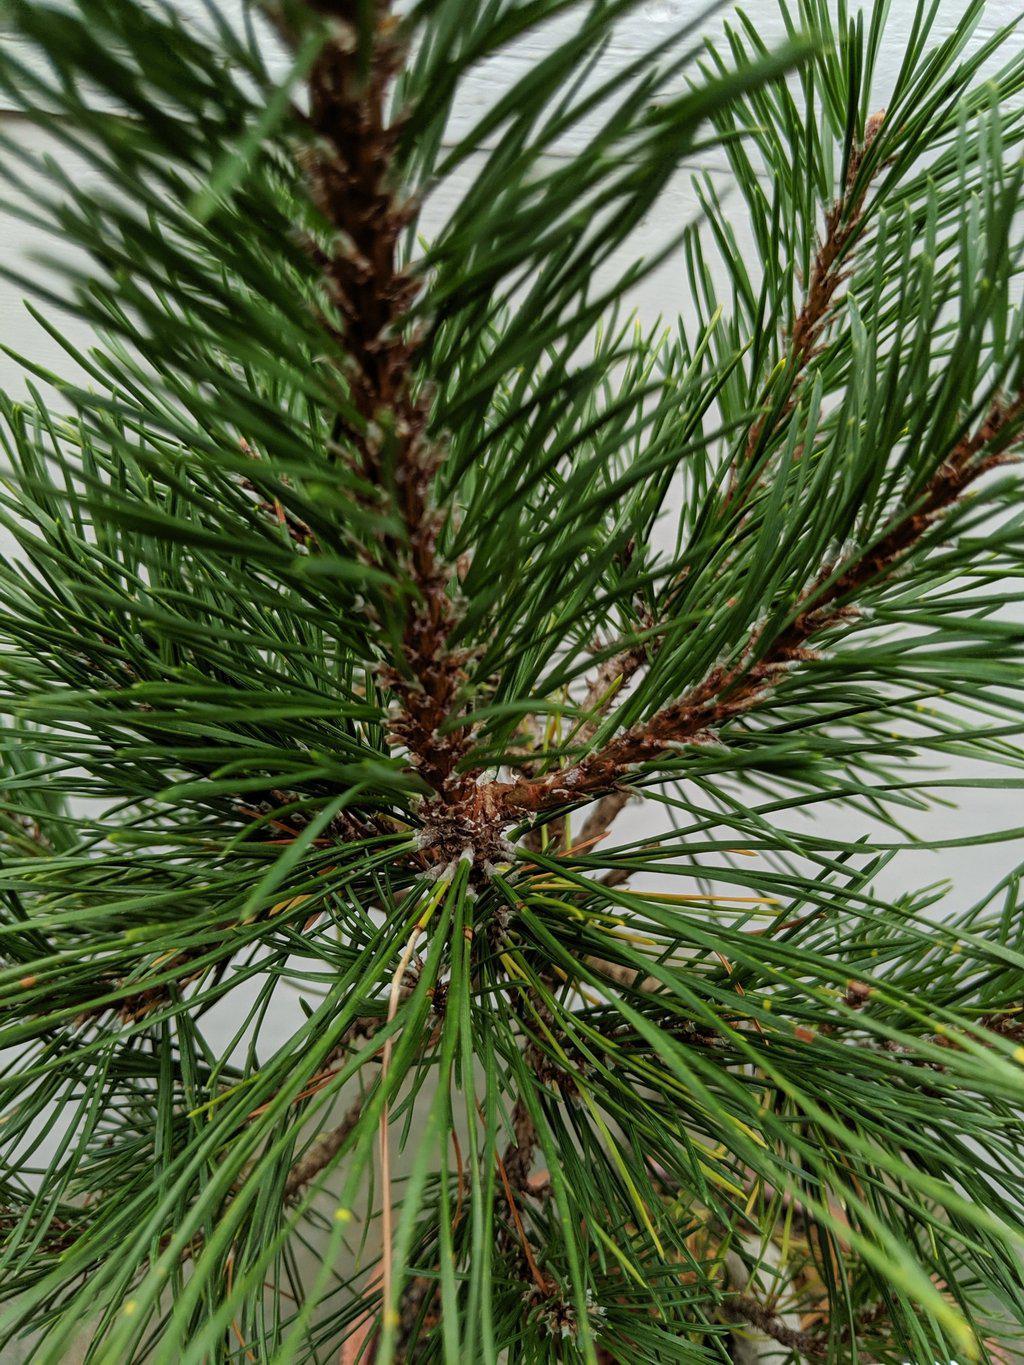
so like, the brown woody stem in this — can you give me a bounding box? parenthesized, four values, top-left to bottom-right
(284, 1094, 364, 1199)
(494, 394, 1023, 823)
(731, 110, 886, 500)
(726, 1292, 827, 1357)
(302, 2, 472, 798)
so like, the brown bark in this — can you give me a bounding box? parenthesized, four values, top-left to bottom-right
(300, 2, 473, 800)
(494, 394, 1023, 823)
(731, 110, 886, 500)
(726, 1292, 827, 1357)
(283, 1094, 364, 1198)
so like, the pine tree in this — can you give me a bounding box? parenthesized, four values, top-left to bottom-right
(1, 0, 1024, 1359)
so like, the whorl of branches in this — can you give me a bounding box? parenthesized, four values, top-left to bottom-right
(2, 0, 1024, 1361)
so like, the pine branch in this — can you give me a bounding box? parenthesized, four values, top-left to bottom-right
(3, 0, 1024, 1358)
(491, 113, 890, 843)
(524, 115, 891, 858)
(729, 110, 886, 500)
(726, 1291, 827, 1357)
(495, 391, 1024, 821)
(283, 1092, 364, 1198)
(298, 1, 472, 797)
(790, 111, 886, 366)
(72, 798, 385, 1025)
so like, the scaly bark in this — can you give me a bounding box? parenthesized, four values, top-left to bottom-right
(494, 393, 1023, 823)
(730, 110, 886, 500)
(299, 1, 475, 802)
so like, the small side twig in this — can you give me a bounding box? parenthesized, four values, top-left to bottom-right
(727, 1292, 826, 1357)
(496, 389, 1024, 824)
(728, 110, 886, 502)
(283, 1094, 364, 1199)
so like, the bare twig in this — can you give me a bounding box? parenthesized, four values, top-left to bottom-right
(727, 1291, 827, 1357)
(500, 1090, 540, 1197)
(576, 789, 633, 851)
(495, 1133, 551, 1295)
(727, 1291, 892, 1359)
(272, 982, 417, 1199)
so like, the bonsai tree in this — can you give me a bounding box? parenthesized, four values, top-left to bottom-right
(2, 0, 1024, 1359)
